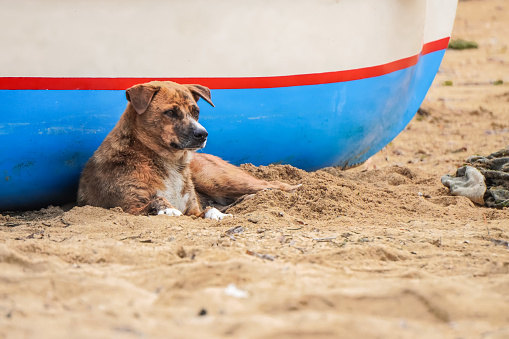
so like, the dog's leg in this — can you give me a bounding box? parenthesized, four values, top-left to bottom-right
(153, 197, 183, 216)
(185, 193, 232, 220)
(203, 207, 233, 220)
(191, 153, 300, 204)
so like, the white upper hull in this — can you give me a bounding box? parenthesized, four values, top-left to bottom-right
(0, 0, 457, 78)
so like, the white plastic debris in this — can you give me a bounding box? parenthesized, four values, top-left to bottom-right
(224, 284, 249, 298)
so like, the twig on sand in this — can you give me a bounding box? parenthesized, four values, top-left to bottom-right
(301, 235, 346, 248)
(491, 239, 509, 249)
(119, 234, 141, 241)
(246, 250, 275, 261)
(225, 226, 244, 235)
(312, 237, 337, 242)
(0, 222, 23, 227)
(60, 218, 72, 227)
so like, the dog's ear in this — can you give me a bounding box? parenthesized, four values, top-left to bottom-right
(185, 84, 215, 107)
(126, 84, 158, 114)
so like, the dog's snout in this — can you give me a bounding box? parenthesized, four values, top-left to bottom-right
(193, 127, 208, 140)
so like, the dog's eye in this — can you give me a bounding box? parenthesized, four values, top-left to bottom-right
(164, 109, 178, 117)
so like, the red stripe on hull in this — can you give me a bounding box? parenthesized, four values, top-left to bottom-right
(0, 38, 449, 90)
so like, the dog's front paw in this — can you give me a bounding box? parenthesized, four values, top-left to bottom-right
(158, 208, 183, 217)
(204, 208, 232, 221)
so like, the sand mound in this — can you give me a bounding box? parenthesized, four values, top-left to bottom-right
(231, 164, 481, 222)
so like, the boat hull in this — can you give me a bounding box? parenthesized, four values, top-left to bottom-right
(0, 0, 457, 210)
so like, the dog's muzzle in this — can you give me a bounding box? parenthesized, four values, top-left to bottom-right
(173, 122, 208, 150)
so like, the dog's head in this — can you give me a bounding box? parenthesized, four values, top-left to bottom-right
(125, 81, 214, 151)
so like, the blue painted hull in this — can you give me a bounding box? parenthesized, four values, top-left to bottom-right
(0, 50, 444, 210)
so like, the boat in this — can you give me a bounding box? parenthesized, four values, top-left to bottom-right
(0, 0, 458, 211)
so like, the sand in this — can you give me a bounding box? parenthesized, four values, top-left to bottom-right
(1, 1, 509, 338)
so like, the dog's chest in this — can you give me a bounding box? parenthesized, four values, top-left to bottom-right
(156, 169, 190, 212)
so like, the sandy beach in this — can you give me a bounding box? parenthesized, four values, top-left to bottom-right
(1, 0, 509, 338)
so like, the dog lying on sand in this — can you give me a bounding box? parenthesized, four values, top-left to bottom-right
(77, 81, 299, 219)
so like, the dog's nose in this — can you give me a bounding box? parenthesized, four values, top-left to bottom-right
(193, 127, 208, 140)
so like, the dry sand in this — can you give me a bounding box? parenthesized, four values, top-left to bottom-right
(1, 1, 509, 338)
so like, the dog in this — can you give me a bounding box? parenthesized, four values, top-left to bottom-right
(77, 81, 299, 219)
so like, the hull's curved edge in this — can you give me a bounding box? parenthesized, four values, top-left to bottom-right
(0, 48, 446, 210)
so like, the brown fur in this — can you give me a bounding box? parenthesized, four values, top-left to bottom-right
(77, 81, 299, 217)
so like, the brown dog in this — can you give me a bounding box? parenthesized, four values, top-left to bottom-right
(77, 81, 299, 219)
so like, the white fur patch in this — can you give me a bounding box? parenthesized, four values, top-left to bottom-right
(158, 208, 183, 216)
(157, 167, 189, 213)
(205, 208, 232, 220)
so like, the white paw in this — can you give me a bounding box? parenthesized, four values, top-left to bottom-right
(158, 208, 183, 216)
(204, 208, 232, 221)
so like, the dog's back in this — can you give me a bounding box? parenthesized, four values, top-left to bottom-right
(77, 111, 167, 214)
